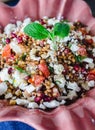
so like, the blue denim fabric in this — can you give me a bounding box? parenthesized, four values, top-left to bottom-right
(0, 121, 35, 130)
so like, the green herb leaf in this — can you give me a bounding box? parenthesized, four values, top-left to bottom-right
(14, 66, 26, 73)
(75, 55, 86, 62)
(24, 22, 50, 40)
(21, 53, 26, 61)
(48, 66, 54, 73)
(53, 22, 70, 38)
(55, 80, 61, 84)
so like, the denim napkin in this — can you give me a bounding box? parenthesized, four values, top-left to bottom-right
(0, 121, 35, 130)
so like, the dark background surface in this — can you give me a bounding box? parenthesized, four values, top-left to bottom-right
(5, 0, 95, 16)
(0, 0, 95, 130)
(84, 0, 95, 16)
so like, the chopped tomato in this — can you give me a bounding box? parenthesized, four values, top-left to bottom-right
(2, 44, 11, 58)
(77, 47, 87, 56)
(28, 75, 45, 86)
(89, 69, 95, 76)
(87, 74, 95, 81)
(38, 62, 50, 78)
(28, 78, 34, 84)
(0, 79, 2, 83)
(34, 75, 45, 86)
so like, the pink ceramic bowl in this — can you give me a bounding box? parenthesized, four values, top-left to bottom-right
(0, 0, 95, 130)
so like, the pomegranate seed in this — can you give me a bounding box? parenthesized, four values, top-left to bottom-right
(6, 38, 10, 44)
(8, 67, 13, 74)
(74, 65, 80, 71)
(47, 25, 52, 29)
(17, 36, 23, 43)
(24, 35, 29, 40)
(43, 95, 52, 102)
(64, 48, 70, 54)
(11, 32, 17, 38)
(24, 76, 30, 80)
(39, 41, 44, 47)
(40, 19, 46, 25)
(34, 96, 42, 104)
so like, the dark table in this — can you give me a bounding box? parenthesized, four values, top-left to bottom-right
(85, 0, 95, 16)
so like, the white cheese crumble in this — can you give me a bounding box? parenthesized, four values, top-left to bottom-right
(43, 100, 60, 108)
(0, 68, 13, 83)
(53, 64, 64, 75)
(30, 48, 41, 61)
(12, 70, 27, 87)
(88, 80, 95, 87)
(4, 24, 16, 36)
(70, 44, 79, 52)
(16, 98, 29, 106)
(67, 82, 80, 92)
(27, 102, 39, 109)
(25, 84, 35, 94)
(54, 75, 66, 88)
(0, 82, 8, 96)
(82, 58, 93, 63)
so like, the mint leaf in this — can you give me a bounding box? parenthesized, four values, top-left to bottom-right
(14, 66, 26, 73)
(75, 55, 86, 62)
(24, 22, 50, 40)
(53, 23, 70, 38)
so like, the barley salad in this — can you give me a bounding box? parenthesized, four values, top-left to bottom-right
(0, 17, 95, 110)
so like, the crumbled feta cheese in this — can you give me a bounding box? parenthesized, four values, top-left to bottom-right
(10, 38, 24, 54)
(47, 18, 59, 25)
(47, 39, 58, 50)
(88, 63, 94, 69)
(27, 102, 38, 109)
(67, 90, 77, 100)
(82, 58, 93, 63)
(39, 104, 46, 110)
(0, 68, 12, 83)
(54, 75, 66, 88)
(4, 24, 16, 36)
(30, 48, 41, 61)
(16, 98, 29, 106)
(25, 84, 35, 93)
(23, 18, 31, 26)
(60, 100, 66, 105)
(43, 100, 60, 108)
(0, 82, 8, 96)
(5, 93, 13, 99)
(12, 70, 27, 87)
(67, 82, 80, 92)
(88, 80, 95, 87)
(54, 64, 64, 75)
(70, 44, 79, 52)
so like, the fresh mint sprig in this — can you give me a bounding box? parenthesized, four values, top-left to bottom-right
(24, 21, 70, 40)
(24, 22, 50, 40)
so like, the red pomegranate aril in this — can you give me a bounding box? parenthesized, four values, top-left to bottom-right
(17, 36, 23, 43)
(81, 68, 86, 73)
(11, 32, 17, 38)
(8, 67, 13, 74)
(6, 38, 10, 44)
(39, 41, 44, 47)
(40, 19, 46, 25)
(43, 95, 52, 102)
(24, 76, 30, 80)
(34, 96, 42, 104)
(24, 35, 29, 41)
(47, 25, 52, 29)
(64, 48, 70, 54)
(74, 65, 80, 71)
